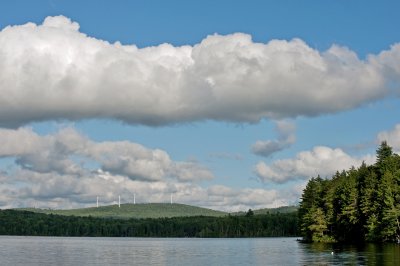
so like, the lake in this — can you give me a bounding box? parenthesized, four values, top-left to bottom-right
(0, 236, 399, 265)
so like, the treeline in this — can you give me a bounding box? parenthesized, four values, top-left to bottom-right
(299, 142, 400, 243)
(0, 209, 298, 237)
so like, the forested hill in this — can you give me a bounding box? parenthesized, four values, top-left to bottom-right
(17, 203, 298, 219)
(1, 203, 299, 237)
(299, 142, 400, 243)
(19, 203, 227, 219)
(237, 206, 298, 215)
(0, 209, 298, 237)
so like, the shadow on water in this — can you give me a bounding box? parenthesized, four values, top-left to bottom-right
(299, 241, 400, 265)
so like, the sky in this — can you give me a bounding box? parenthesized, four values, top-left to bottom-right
(0, 0, 400, 211)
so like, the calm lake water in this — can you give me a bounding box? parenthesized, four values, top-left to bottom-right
(0, 236, 399, 265)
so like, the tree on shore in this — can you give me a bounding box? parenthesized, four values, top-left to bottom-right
(299, 142, 400, 243)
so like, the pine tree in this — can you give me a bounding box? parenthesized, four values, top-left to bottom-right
(376, 141, 393, 175)
(299, 142, 400, 243)
(377, 171, 398, 241)
(360, 170, 379, 241)
(299, 176, 331, 241)
(307, 207, 329, 242)
(330, 169, 360, 242)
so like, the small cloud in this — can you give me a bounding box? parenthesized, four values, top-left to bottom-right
(377, 124, 400, 152)
(251, 121, 296, 157)
(251, 140, 287, 158)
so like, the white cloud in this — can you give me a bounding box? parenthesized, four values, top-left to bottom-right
(0, 127, 213, 182)
(377, 124, 400, 152)
(255, 146, 375, 184)
(0, 16, 399, 127)
(206, 185, 289, 212)
(0, 126, 303, 211)
(374, 43, 400, 88)
(0, 164, 295, 212)
(251, 120, 296, 157)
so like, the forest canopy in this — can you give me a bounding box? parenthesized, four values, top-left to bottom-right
(0, 210, 298, 238)
(299, 142, 400, 243)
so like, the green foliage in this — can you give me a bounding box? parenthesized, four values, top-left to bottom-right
(245, 209, 254, 217)
(299, 142, 400, 243)
(376, 141, 393, 167)
(232, 206, 298, 216)
(0, 210, 299, 237)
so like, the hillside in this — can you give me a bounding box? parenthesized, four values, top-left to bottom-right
(253, 206, 299, 215)
(232, 206, 299, 216)
(19, 203, 227, 219)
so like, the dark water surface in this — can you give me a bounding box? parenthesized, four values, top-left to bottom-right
(0, 236, 399, 265)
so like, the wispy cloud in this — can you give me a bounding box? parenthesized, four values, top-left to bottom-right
(208, 152, 243, 161)
(251, 120, 296, 157)
(0, 16, 399, 127)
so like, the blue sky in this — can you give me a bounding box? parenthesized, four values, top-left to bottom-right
(0, 0, 399, 211)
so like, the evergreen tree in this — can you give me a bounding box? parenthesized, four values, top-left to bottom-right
(299, 142, 400, 243)
(360, 170, 379, 241)
(246, 209, 254, 217)
(376, 141, 393, 174)
(298, 176, 330, 242)
(305, 207, 330, 242)
(377, 171, 398, 241)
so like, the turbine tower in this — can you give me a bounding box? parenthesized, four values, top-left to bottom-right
(118, 195, 121, 208)
(170, 193, 173, 204)
(97, 196, 99, 208)
(133, 193, 136, 205)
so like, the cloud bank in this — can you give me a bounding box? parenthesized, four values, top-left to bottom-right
(0, 127, 299, 211)
(0, 127, 213, 182)
(0, 16, 399, 127)
(0, 124, 300, 211)
(255, 146, 375, 183)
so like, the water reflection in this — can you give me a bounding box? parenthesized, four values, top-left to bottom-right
(0, 236, 399, 265)
(299, 241, 400, 265)
(0, 237, 302, 266)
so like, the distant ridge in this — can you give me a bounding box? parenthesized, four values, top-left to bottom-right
(18, 203, 227, 219)
(231, 206, 299, 216)
(253, 206, 298, 215)
(16, 204, 299, 219)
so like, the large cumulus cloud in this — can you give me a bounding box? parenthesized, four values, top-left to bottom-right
(0, 16, 399, 127)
